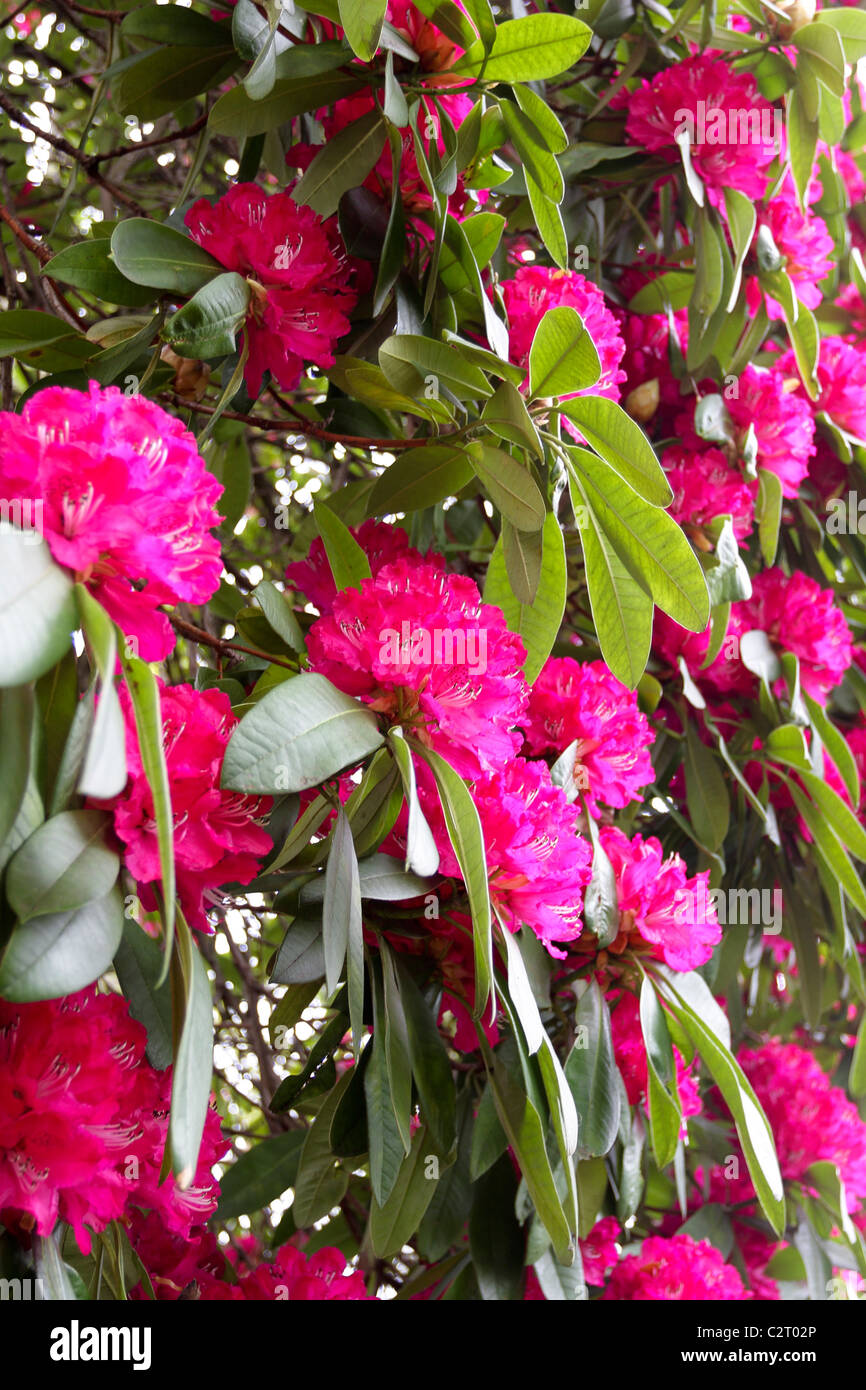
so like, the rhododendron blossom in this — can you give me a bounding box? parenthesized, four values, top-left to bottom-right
(424, 758, 592, 956)
(285, 518, 442, 617)
(0, 382, 223, 660)
(102, 683, 272, 933)
(185, 183, 357, 396)
(521, 655, 655, 811)
(664, 444, 757, 542)
(0, 990, 225, 1255)
(623, 56, 778, 200)
(602, 1233, 747, 1300)
(592, 825, 721, 971)
(746, 187, 834, 320)
(781, 335, 866, 443)
(306, 558, 529, 779)
(501, 266, 626, 400)
(610, 991, 702, 1131)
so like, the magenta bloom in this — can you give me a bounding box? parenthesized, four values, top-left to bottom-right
(598, 825, 721, 971)
(710, 1040, 866, 1211)
(0, 990, 225, 1255)
(624, 56, 778, 200)
(656, 568, 852, 705)
(664, 445, 757, 542)
(0, 382, 223, 660)
(235, 1244, 370, 1301)
(746, 187, 834, 320)
(424, 757, 592, 957)
(784, 335, 866, 443)
(285, 518, 443, 617)
(524, 1217, 620, 1296)
(185, 183, 357, 397)
(610, 991, 702, 1132)
(103, 682, 273, 933)
(306, 557, 529, 779)
(501, 266, 626, 400)
(602, 1233, 746, 1300)
(521, 656, 655, 811)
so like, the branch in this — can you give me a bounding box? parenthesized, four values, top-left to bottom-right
(164, 391, 422, 452)
(168, 613, 301, 671)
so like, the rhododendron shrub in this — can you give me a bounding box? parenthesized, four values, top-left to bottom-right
(3, 0, 866, 1321)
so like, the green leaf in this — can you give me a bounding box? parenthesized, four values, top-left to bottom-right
(0, 883, 123, 1002)
(366, 966, 408, 1206)
(6, 809, 118, 923)
(561, 400, 672, 506)
(525, 174, 568, 269)
(480, 379, 543, 460)
(221, 673, 384, 794)
(43, 240, 154, 307)
(368, 443, 475, 515)
(757, 468, 783, 567)
(415, 744, 493, 1017)
(482, 512, 566, 683)
(528, 306, 600, 399)
(570, 479, 654, 688)
(292, 1071, 352, 1225)
(121, 653, 175, 947)
(271, 914, 326, 984)
(469, 1153, 525, 1300)
(113, 914, 173, 1069)
(112, 44, 237, 120)
(122, 4, 231, 46)
(567, 449, 709, 632)
(513, 83, 568, 153)
(163, 272, 250, 359)
(380, 942, 415, 1154)
(452, 12, 591, 81)
(655, 973, 785, 1234)
(314, 502, 372, 595)
(252, 580, 305, 652)
(75, 584, 127, 800)
(0, 309, 78, 358)
(805, 694, 860, 808)
(684, 720, 730, 852)
(500, 99, 564, 202)
(292, 109, 386, 218)
(323, 807, 365, 1054)
(417, 1089, 473, 1260)
(639, 978, 681, 1169)
(793, 22, 846, 96)
(396, 959, 456, 1154)
(210, 63, 366, 137)
(216, 1130, 305, 1221)
(110, 219, 223, 295)
(582, 814, 618, 947)
(339, 0, 386, 59)
(379, 333, 493, 400)
(0, 524, 76, 688)
(723, 188, 757, 309)
(374, 129, 407, 313)
(467, 441, 546, 531)
(388, 729, 440, 877)
(564, 980, 621, 1158)
(169, 913, 214, 1187)
(0, 686, 33, 853)
(370, 1122, 449, 1257)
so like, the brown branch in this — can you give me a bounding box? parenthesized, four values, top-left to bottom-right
(90, 112, 210, 166)
(165, 392, 422, 451)
(0, 201, 50, 264)
(168, 613, 300, 671)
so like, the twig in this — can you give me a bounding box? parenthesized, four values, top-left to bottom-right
(168, 613, 300, 671)
(166, 392, 422, 451)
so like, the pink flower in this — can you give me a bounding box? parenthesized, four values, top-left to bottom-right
(746, 186, 834, 320)
(235, 1244, 370, 1301)
(0, 990, 226, 1255)
(710, 1039, 866, 1210)
(783, 335, 866, 443)
(521, 656, 655, 811)
(501, 266, 626, 400)
(424, 758, 592, 957)
(664, 444, 757, 542)
(623, 56, 778, 201)
(185, 183, 358, 397)
(679, 364, 815, 499)
(597, 825, 721, 971)
(656, 568, 852, 706)
(285, 518, 443, 616)
(101, 683, 273, 933)
(0, 382, 223, 660)
(306, 557, 529, 780)
(610, 991, 702, 1132)
(602, 1232, 746, 1300)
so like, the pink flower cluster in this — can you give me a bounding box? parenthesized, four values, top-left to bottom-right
(656, 567, 853, 707)
(664, 445, 757, 542)
(185, 183, 358, 397)
(0, 382, 223, 660)
(286, 518, 442, 616)
(601, 1232, 746, 1300)
(610, 991, 702, 1130)
(0, 989, 225, 1255)
(306, 556, 529, 780)
(521, 655, 656, 811)
(102, 682, 273, 933)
